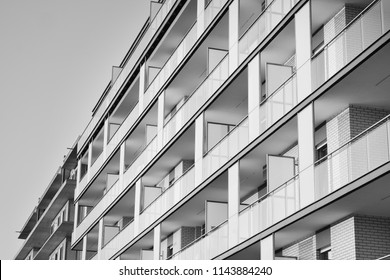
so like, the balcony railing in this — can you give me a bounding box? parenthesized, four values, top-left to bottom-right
(78, 0, 179, 153)
(139, 166, 196, 233)
(144, 0, 229, 112)
(239, 0, 298, 63)
(100, 221, 135, 260)
(172, 113, 390, 260)
(163, 54, 230, 145)
(76, 0, 230, 198)
(75, 0, 389, 251)
(144, 22, 198, 108)
(311, 0, 389, 90)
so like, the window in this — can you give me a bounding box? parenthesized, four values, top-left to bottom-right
(316, 141, 327, 161)
(319, 246, 332, 260)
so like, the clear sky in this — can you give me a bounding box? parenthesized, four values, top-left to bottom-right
(0, 0, 150, 260)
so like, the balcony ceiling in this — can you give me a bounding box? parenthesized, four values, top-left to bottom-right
(315, 42, 390, 126)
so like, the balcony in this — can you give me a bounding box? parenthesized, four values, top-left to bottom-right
(144, 0, 229, 110)
(76, 0, 230, 199)
(239, 0, 299, 63)
(171, 113, 390, 259)
(100, 221, 135, 260)
(14, 179, 76, 260)
(77, 0, 179, 153)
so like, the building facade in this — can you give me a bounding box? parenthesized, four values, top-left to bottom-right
(16, 0, 390, 260)
(15, 142, 78, 260)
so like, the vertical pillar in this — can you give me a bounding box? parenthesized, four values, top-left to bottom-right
(260, 234, 275, 260)
(295, 2, 312, 102)
(153, 224, 162, 260)
(134, 179, 142, 235)
(82, 235, 87, 260)
(103, 118, 109, 159)
(139, 63, 146, 111)
(197, 0, 205, 38)
(87, 143, 93, 182)
(97, 218, 104, 260)
(76, 159, 81, 183)
(229, 0, 239, 75)
(248, 53, 261, 141)
(119, 143, 125, 189)
(298, 103, 315, 207)
(73, 201, 79, 232)
(157, 91, 165, 150)
(228, 162, 240, 247)
(76, 159, 82, 198)
(194, 113, 205, 186)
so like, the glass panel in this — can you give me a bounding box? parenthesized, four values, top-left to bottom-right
(361, 2, 382, 49)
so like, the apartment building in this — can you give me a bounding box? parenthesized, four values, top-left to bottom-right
(14, 142, 78, 260)
(17, 0, 390, 260)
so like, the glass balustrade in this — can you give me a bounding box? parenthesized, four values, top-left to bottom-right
(163, 55, 229, 145)
(75, 0, 389, 250)
(203, 118, 249, 180)
(139, 166, 195, 233)
(171, 115, 390, 260)
(77, 0, 230, 196)
(144, 0, 229, 110)
(239, 0, 298, 63)
(78, 0, 179, 152)
(144, 23, 198, 108)
(100, 221, 135, 260)
(259, 75, 298, 133)
(204, 0, 229, 28)
(311, 0, 388, 91)
(171, 221, 228, 260)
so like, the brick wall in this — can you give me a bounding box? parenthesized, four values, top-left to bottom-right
(331, 215, 390, 260)
(326, 105, 390, 185)
(326, 105, 390, 154)
(330, 216, 356, 259)
(354, 215, 390, 260)
(181, 226, 197, 249)
(324, 5, 364, 45)
(281, 235, 317, 260)
(324, 5, 364, 73)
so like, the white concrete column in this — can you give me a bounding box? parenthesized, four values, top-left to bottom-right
(97, 218, 104, 260)
(82, 235, 87, 260)
(73, 201, 79, 232)
(76, 159, 81, 183)
(229, 0, 239, 75)
(153, 224, 162, 260)
(248, 53, 261, 142)
(139, 63, 146, 111)
(87, 143, 93, 182)
(194, 113, 205, 186)
(119, 143, 125, 189)
(103, 118, 109, 159)
(260, 234, 275, 260)
(157, 91, 165, 150)
(298, 103, 315, 208)
(295, 1, 312, 102)
(197, 0, 205, 38)
(228, 161, 240, 247)
(134, 179, 142, 235)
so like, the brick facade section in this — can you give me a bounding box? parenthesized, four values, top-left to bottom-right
(330, 216, 356, 260)
(324, 5, 364, 45)
(281, 235, 317, 260)
(326, 105, 390, 154)
(331, 215, 390, 260)
(354, 215, 390, 260)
